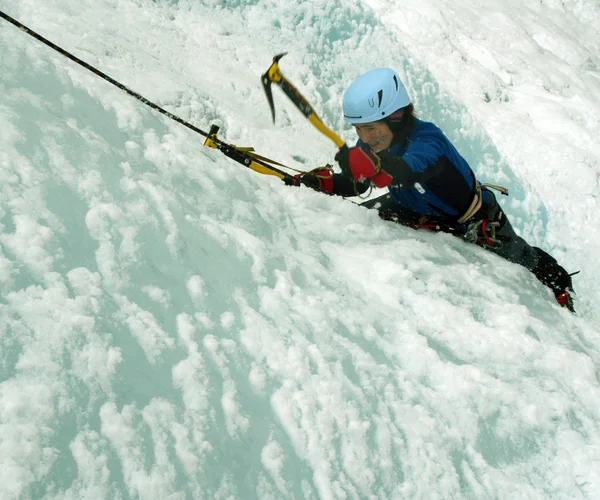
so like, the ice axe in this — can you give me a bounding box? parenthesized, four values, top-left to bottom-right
(261, 53, 347, 151)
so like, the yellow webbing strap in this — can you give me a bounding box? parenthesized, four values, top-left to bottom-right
(482, 183, 509, 196)
(245, 151, 289, 168)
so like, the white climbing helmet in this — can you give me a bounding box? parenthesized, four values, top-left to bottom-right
(342, 68, 410, 124)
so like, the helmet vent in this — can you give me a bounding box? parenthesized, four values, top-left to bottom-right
(377, 89, 383, 108)
(393, 75, 399, 91)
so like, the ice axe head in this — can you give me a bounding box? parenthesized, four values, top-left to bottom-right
(261, 52, 287, 122)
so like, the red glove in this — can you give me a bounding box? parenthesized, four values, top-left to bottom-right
(341, 148, 393, 188)
(285, 167, 334, 193)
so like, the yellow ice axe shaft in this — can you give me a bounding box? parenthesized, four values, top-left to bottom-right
(262, 53, 346, 149)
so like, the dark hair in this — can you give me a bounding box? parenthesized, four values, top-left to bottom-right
(385, 103, 415, 147)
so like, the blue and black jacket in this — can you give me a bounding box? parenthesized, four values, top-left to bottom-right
(333, 118, 490, 220)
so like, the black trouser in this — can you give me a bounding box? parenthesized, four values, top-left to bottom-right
(470, 189, 539, 271)
(361, 192, 573, 296)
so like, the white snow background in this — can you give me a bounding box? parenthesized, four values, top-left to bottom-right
(1, 0, 600, 498)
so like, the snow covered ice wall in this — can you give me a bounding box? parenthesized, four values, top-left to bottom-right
(1, 0, 600, 499)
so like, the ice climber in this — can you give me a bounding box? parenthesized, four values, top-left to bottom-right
(289, 68, 577, 312)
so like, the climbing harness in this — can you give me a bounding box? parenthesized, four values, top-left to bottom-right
(457, 182, 509, 225)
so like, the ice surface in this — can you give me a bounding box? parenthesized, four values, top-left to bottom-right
(1, 0, 599, 498)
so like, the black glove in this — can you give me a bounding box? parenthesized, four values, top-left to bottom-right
(335, 145, 351, 177)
